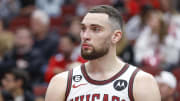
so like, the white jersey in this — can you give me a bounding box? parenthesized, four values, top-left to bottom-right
(65, 63, 140, 101)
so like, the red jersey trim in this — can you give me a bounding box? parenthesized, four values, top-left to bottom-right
(81, 63, 129, 85)
(128, 68, 140, 101)
(65, 69, 73, 101)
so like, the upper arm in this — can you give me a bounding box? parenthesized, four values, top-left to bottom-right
(45, 71, 68, 101)
(133, 71, 161, 101)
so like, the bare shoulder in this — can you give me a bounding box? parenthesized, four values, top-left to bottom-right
(135, 70, 155, 82)
(133, 70, 161, 101)
(45, 71, 69, 101)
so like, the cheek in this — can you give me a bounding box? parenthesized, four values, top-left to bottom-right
(95, 37, 111, 49)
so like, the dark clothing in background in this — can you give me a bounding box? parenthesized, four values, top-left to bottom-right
(0, 48, 45, 82)
(118, 44, 135, 66)
(19, 0, 35, 8)
(33, 32, 59, 63)
(1, 90, 34, 101)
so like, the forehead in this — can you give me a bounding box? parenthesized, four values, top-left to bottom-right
(81, 13, 110, 26)
(4, 73, 15, 79)
(16, 29, 30, 36)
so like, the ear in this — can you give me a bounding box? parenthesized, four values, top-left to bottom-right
(111, 30, 122, 44)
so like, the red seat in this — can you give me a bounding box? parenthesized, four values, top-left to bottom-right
(9, 16, 30, 31)
(172, 67, 180, 82)
(175, 82, 180, 101)
(50, 17, 69, 34)
(50, 17, 63, 28)
(33, 85, 47, 96)
(61, 5, 76, 17)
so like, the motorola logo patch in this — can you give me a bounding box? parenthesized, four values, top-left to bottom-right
(73, 75, 82, 82)
(113, 79, 128, 91)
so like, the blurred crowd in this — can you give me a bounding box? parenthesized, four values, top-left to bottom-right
(0, 0, 180, 101)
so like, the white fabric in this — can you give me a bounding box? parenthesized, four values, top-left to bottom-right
(67, 64, 137, 101)
(36, 0, 64, 16)
(134, 26, 159, 63)
(163, 14, 180, 64)
(156, 71, 177, 89)
(125, 15, 142, 41)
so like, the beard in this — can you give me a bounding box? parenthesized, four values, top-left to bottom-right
(81, 43, 109, 60)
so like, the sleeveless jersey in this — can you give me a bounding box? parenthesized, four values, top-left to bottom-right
(65, 63, 140, 101)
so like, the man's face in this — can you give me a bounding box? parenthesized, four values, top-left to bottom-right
(31, 17, 47, 35)
(59, 36, 74, 57)
(159, 0, 171, 11)
(80, 13, 113, 60)
(1, 73, 16, 91)
(15, 29, 32, 49)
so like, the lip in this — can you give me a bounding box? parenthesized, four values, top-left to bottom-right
(82, 43, 91, 48)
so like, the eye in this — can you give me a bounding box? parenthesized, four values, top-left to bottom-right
(81, 26, 86, 32)
(91, 26, 101, 32)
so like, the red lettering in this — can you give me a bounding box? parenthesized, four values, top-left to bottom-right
(70, 94, 123, 101)
(86, 94, 90, 101)
(92, 94, 100, 101)
(112, 96, 120, 101)
(80, 95, 84, 101)
(75, 96, 79, 101)
(103, 94, 108, 101)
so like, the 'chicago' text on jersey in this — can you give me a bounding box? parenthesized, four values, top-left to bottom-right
(69, 94, 126, 101)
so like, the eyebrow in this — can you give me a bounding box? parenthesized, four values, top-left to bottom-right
(81, 23, 104, 28)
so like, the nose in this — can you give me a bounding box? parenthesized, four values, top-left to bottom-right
(81, 29, 91, 42)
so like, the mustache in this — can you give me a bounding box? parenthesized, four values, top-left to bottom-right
(81, 42, 94, 48)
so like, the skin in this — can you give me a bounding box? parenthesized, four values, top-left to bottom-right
(45, 13, 161, 101)
(158, 82, 175, 101)
(1, 73, 24, 98)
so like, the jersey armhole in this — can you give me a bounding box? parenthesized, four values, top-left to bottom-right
(128, 68, 140, 101)
(65, 69, 73, 101)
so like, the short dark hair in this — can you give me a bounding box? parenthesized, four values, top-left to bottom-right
(5, 69, 30, 89)
(88, 5, 123, 30)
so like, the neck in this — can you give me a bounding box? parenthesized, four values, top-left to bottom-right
(12, 88, 24, 97)
(17, 46, 31, 54)
(86, 48, 125, 80)
(36, 31, 47, 40)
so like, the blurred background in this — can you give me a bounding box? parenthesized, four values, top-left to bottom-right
(0, 0, 180, 101)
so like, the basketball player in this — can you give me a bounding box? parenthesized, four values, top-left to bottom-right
(45, 5, 161, 101)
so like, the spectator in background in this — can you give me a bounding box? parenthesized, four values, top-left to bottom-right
(76, 0, 113, 16)
(0, 19, 4, 32)
(159, 0, 177, 24)
(162, 14, 180, 70)
(68, 17, 82, 61)
(158, 0, 180, 69)
(134, 10, 168, 67)
(31, 10, 59, 62)
(155, 71, 177, 101)
(1, 27, 44, 83)
(123, 5, 154, 65)
(68, 17, 81, 44)
(125, 5, 153, 43)
(19, 0, 35, 16)
(36, 0, 64, 17)
(0, 0, 20, 26)
(45, 34, 77, 82)
(0, 93, 3, 101)
(0, 69, 34, 101)
(0, 32, 14, 79)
